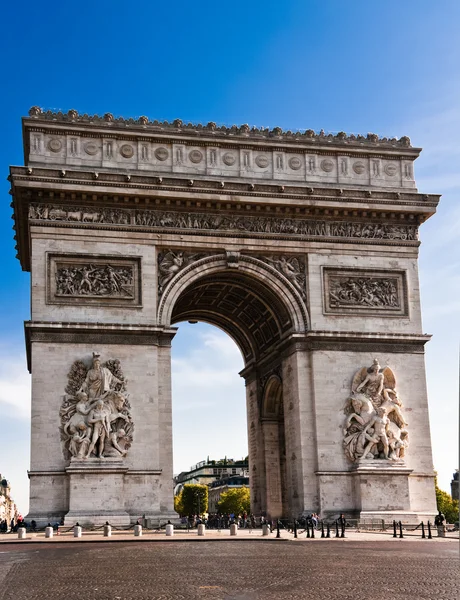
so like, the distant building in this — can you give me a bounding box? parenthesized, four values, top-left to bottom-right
(174, 458, 249, 496)
(451, 470, 459, 501)
(208, 476, 250, 513)
(0, 475, 18, 526)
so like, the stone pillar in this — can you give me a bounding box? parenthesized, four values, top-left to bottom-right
(262, 419, 283, 519)
(282, 347, 318, 515)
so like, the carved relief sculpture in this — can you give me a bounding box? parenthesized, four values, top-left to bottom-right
(60, 352, 133, 460)
(55, 264, 135, 298)
(157, 250, 208, 295)
(343, 359, 408, 463)
(329, 277, 399, 308)
(29, 203, 419, 243)
(261, 255, 306, 298)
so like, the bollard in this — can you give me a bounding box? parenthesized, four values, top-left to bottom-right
(197, 523, 205, 536)
(427, 521, 432, 539)
(45, 526, 53, 538)
(311, 523, 315, 538)
(134, 524, 142, 537)
(17, 527, 27, 539)
(230, 523, 238, 536)
(74, 523, 82, 538)
(340, 522, 345, 538)
(104, 522, 112, 537)
(294, 521, 298, 539)
(326, 523, 331, 538)
(276, 521, 281, 539)
(321, 522, 325, 538)
(306, 524, 310, 538)
(393, 520, 397, 538)
(165, 523, 174, 537)
(437, 526, 446, 538)
(421, 522, 425, 539)
(335, 520, 340, 538)
(262, 523, 270, 536)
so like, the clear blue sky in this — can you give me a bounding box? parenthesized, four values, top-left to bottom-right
(1, 0, 459, 513)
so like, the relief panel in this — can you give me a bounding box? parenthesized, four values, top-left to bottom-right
(322, 268, 408, 316)
(47, 253, 142, 307)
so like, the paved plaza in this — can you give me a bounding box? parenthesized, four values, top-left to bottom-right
(0, 536, 456, 600)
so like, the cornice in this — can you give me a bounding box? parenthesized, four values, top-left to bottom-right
(25, 106, 417, 151)
(24, 321, 178, 373)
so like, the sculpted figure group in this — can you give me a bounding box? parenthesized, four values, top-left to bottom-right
(60, 352, 133, 460)
(343, 359, 409, 463)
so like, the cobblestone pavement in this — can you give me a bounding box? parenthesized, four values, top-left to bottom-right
(0, 540, 457, 600)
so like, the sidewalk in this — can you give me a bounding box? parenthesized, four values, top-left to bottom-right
(0, 527, 457, 544)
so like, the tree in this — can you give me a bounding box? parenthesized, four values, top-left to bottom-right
(435, 482, 459, 524)
(178, 484, 208, 516)
(174, 493, 184, 516)
(217, 487, 250, 515)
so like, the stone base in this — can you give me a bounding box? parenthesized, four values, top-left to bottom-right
(351, 460, 415, 521)
(64, 510, 130, 527)
(65, 458, 129, 526)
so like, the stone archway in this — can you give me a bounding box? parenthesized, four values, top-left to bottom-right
(160, 254, 308, 519)
(10, 107, 439, 526)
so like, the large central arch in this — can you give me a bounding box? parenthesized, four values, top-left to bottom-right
(161, 254, 309, 517)
(10, 108, 439, 526)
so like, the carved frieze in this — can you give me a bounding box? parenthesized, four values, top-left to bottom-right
(343, 359, 408, 463)
(47, 254, 142, 307)
(29, 203, 419, 243)
(323, 268, 408, 316)
(60, 352, 134, 461)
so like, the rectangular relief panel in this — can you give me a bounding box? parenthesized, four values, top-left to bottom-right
(47, 253, 142, 307)
(322, 267, 408, 317)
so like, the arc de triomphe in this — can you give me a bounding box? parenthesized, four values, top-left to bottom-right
(10, 108, 438, 525)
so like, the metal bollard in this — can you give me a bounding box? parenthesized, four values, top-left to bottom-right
(134, 524, 142, 537)
(197, 523, 205, 536)
(341, 522, 345, 538)
(45, 525, 53, 538)
(165, 523, 174, 537)
(293, 521, 298, 539)
(230, 523, 238, 536)
(17, 527, 27, 539)
(306, 524, 310, 538)
(321, 522, 325, 538)
(421, 522, 425, 539)
(276, 521, 281, 539)
(398, 521, 403, 539)
(104, 522, 112, 537)
(393, 520, 397, 538)
(335, 520, 340, 538)
(427, 521, 432, 539)
(74, 523, 82, 538)
(326, 523, 331, 538)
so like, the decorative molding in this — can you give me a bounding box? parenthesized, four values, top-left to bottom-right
(323, 268, 408, 316)
(24, 322, 177, 373)
(26, 107, 414, 148)
(47, 253, 142, 307)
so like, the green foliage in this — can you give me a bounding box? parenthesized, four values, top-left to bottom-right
(435, 483, 459, 524)
(178, 484, 208, 516)
(217, 487, 250, 515)
(174, 493, 184, 516)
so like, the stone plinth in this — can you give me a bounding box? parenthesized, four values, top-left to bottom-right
(351, 460, 414, 521)
(64, 458, 130, 526)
